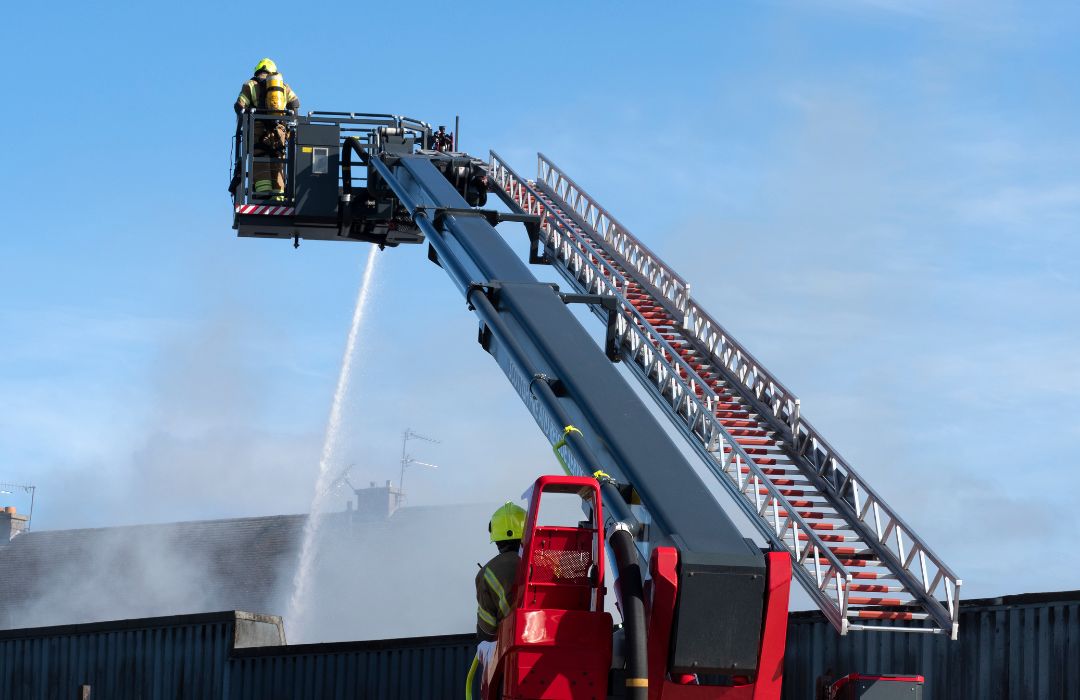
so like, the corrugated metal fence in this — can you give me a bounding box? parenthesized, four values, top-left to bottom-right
(0, 591, 1076, 699)
(227, 635, 475, 700)
(783, 590, 1080, 699)
(0, 611, 247, 700)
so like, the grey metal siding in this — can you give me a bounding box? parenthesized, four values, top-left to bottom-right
(782, 592, 1080, 700)
(0, 613, 237, 700)
(0, 592, 1076, 699)
(228, 635, 475, 700)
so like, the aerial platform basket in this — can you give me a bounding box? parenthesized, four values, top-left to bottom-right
(230, 111, 448, 247)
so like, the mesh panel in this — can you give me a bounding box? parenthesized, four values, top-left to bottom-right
(530, 548, 592, 585)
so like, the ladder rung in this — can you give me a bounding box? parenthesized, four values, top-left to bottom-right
(798, 533, 856, 542)
(848, 596, 906, 606)
(847, 610, 928, 621)
(828, 546, 872, 557)
(848, 584, 904, 592)
(818, 557, 882, 567)
(756, 489, 807, 498)
(778, 510, 826, 519)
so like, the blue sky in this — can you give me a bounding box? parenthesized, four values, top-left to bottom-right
(2, 0, 1079, 600)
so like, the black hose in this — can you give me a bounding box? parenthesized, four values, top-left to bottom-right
(609, 527, 648, 700)
(341, 137, 369, 199)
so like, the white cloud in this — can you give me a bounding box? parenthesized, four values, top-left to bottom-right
(956, 182, 1080, 228)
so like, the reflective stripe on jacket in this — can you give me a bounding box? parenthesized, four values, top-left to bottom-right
(235, 76, 299, 112)
(475, 550, 519, 641)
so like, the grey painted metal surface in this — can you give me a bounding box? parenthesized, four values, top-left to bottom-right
(783, 591, 1080, 699)
(0, 611, 281, 700)
(0, 592, 1076, 699)
(227, 634, 475, 700)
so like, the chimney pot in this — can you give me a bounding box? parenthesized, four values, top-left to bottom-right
(4, 507, 14, 514)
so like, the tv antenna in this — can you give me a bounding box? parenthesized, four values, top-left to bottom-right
(0, 482, 36, 530)
(399, 428, 440, 492)
(321, 465, 357, 497)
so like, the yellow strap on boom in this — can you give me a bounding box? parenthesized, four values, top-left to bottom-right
(551, 425, 583, 476)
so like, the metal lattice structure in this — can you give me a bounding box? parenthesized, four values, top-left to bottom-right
(489, 151, 961, 638)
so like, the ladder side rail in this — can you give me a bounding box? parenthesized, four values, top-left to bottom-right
(490, 153, 636, 298)
(493, 157, 864, 634)
(792, 420, 963, 635)
(494, 153, 731, 419)
(683, 299, 802, 432)
(537, 154, 691, 321)
(541, 219, 857, 630)
(534, 156, 801, 437)
(682, 297, 962, 631)
(544, 214, 859, 636)
(532, 176, 688, 328)
(533, 158, 961, 638)
(555, 241, 957, 637)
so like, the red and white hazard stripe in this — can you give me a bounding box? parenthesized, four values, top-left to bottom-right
(235, 204, 295, 215)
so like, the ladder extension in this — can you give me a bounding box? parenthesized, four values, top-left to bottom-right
(489, 151, 961, 638)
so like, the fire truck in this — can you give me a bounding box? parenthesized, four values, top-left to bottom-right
(230, 109, 958, 699)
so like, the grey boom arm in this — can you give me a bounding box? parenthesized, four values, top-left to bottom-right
(373, 154, 766, 675)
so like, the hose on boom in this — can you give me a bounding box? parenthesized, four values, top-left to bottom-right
(609, 525, 648, 700)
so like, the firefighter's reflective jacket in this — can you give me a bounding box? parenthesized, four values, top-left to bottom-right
(475, 550, 520, 641)
(234, 74, 300, 114)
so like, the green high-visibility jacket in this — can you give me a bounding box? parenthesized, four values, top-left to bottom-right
(475, 550, 520, 641)
(234, 75, 299, 113)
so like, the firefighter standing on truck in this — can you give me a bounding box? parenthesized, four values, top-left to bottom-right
(233, 58, 300, 199)
(474, 502, 525, 673)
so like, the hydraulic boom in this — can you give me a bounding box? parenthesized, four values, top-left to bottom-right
(229, 108, 958, 699)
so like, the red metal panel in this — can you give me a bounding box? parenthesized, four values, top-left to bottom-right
(646, 548, 791, 700)
(485, 476, 611, 700)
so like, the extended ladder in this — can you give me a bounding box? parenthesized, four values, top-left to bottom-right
(489, 152, 961, 638)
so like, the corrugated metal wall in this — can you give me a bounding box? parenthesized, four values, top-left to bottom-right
(0, 592, 1076, 699)
(783, 591, 1080, 699)
(227, 634, 475, 700)
(0, 612, 237, 700)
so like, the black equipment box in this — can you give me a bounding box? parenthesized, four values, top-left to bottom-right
(293, 123, 340, 217)
(670, 549, 766, 675)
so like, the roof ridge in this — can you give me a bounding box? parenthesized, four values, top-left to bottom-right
(9, 513, 309, 539)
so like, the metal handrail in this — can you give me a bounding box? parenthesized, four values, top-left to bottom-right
(502, 152, 962, 637)
(491, 152, 862, 633)
(792, 417, 963, 632)
(496, 153, 963, 639)
(232, 112, 436, 211)
(537, 154, 691, 321)
(535, 155, 801, 430)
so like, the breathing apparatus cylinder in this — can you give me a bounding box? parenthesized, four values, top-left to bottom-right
(264, 73, 286, 112)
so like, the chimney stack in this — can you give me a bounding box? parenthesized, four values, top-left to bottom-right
(0, 506, 28, 541)
(350, 482, 405, 522)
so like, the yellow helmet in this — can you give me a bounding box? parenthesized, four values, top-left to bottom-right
(489, 502, 526, 543)
(254, 58, 278, 74)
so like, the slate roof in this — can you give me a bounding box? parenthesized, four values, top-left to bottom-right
(0, 503, 498, 641)
(0, 513, 307, 630)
